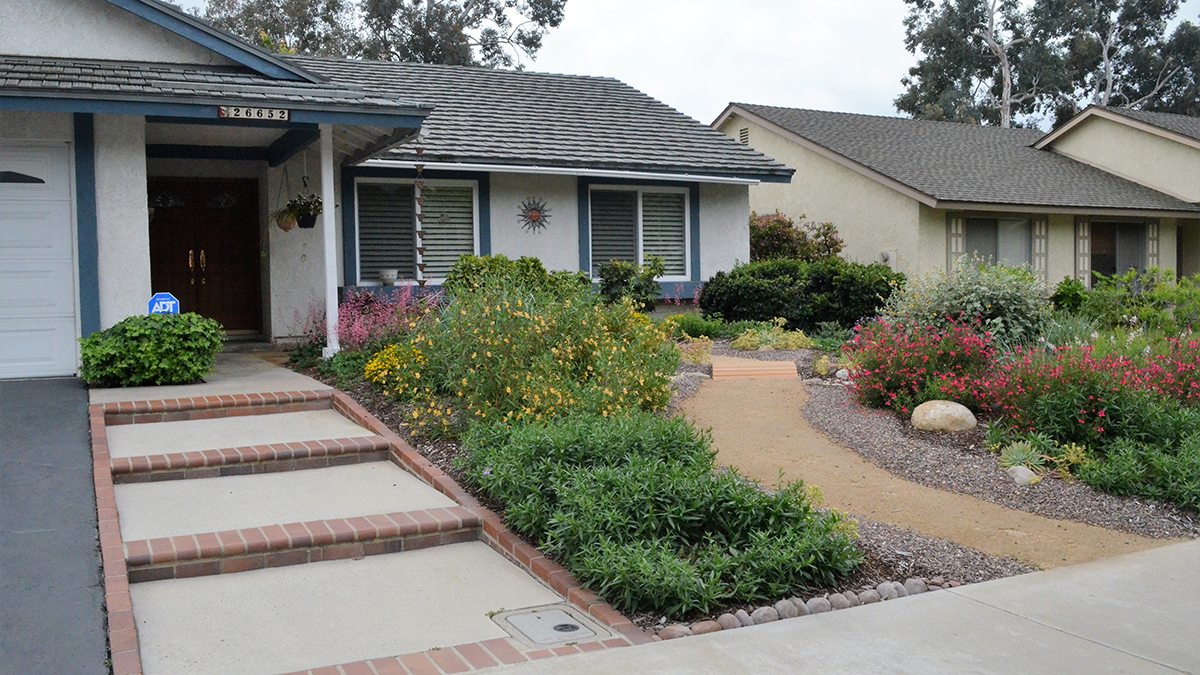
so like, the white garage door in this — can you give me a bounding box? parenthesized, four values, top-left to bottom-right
(0, 144, 79, 379)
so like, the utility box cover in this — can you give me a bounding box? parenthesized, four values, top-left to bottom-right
(148, 292, 180, 315)
(504, 608, 596, 645)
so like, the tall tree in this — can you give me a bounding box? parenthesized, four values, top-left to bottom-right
(204, 0, 360, 56)
(359, 0, 567, 67)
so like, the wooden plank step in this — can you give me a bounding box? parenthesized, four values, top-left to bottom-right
(711, 357, 797, 380)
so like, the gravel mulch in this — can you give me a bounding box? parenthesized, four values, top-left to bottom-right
(803, 383, 1200, 540)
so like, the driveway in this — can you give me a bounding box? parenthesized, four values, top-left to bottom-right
(0, 378, 107, 675)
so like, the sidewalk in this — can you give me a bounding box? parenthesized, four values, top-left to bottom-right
(499, 538, 1200, 674)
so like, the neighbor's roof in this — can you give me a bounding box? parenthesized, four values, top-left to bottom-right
(0, 55, 430, 121)
(1101, 107, 1200, 143)
(726, 103, 1200, 212)
(288, 56, 794, 181)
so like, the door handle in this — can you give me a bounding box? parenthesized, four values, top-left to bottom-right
(200, 249, 206, 272)
(189, 249, 194, 272)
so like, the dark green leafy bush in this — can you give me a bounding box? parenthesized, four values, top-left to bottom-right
(80, 313, 224, 387)
(661, 313, 769, 340)
(1050, 277, 1088, 313)
(598, 256, 665, 313)
(458, 413, 862, 617)
(749, 211, 843, 262)
(699, 257, 901, 330)
(1082, 269, 1200, 333)
(443, 254, 590, 299)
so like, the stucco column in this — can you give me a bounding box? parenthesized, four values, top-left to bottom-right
(320, 124, 340, 357)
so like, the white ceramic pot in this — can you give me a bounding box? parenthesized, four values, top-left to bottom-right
(378, 269, 399, 286)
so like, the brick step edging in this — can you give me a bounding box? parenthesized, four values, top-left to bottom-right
(103, 390, 333, 426)
(124, 506, 480, 582)
(110, 435, 391, 483)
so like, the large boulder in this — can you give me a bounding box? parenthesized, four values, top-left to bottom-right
(911, 400, 977, 432)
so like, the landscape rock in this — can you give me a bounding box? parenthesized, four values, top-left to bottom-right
(806, 597, 832, 614)
(876, 582, 898, 600)
(946, 581, 962, 588)
(843, 590, 859, 606)
(928, 585, 943, 591)
(930, 576, 946, 587)
(858, 589, 881, 604)
(911, 400, 977, 432)
(751, 606, 780, 624)
(692, 620, 722, 635)
(1007, 465, 1038, 486)
(835, 368, 851, 380)
(829, 593, 851, 610)
(716, 613, 741, 630)
(905, 578, 929, 595)
(789, 598, 810, 616)
(775, 599, 798, 619)
(891, 581, 909, 597)
(735, 609, 754, 627)
(658, 625, 693, 640)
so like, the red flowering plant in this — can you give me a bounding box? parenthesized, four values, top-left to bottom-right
(337, 286, 435, 352)
(845, 319, 995, 416)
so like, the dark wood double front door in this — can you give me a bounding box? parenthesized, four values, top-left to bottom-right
(148, 178, 262, 334)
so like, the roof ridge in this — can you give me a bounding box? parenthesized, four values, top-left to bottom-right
(284, 55, 624, 85)
(734, 102, 1046, 136)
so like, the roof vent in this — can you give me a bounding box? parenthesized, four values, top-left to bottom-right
(739, 128, 750, 145)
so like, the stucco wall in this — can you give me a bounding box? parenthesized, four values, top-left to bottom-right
(717, 113, 925, 271)
(1179, 220, 1200, 277)
(1158, 219, 1178, 274)
(489, 173, 579, 271)
(1047, 214, 1077, 284)
(265, 146, 339, 339)
(916, 206, 947, 274)
(94, 114, 151, 328)
(1048, 116, 1200, 203)
(699, 183, 750, 279)
(0, 110, 73, 141)
(0, 0, 236, 66)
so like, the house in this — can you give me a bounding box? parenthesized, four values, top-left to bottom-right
(713, 103, 1200, 284)
(0, 0, 791, 380)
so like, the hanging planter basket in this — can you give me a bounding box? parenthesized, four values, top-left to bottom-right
(271, 155, 321, 232)
(297, 212, 318, 229)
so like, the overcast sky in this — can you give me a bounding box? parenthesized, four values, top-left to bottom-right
(180, 0, 1200, 125)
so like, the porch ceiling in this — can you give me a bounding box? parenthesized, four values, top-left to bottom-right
(143, 120, 414, 167)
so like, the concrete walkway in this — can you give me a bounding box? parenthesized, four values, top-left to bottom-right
(88, 353, 329, 405)
(0, 378, 107, 675)
(499, 538, 1200, 674)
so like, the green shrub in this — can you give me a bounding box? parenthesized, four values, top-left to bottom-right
(1050, 277, 1088, 313)
(730, 317, 814, 351)
(1082, 269, 1200, 333)
(443, 254, 590, 299)
(317, 349, 372, 387)
(366, 271, 678, 435)
(882, 259, 1050, 345)
(80, 313, 224, 387)
(749, 211, 844, 262)
(458, 413, 862, 617)
(598, 256, 665, 313)
(1078, 435, 1200, 511)
(660, 313, 768, 340)
(1039, 310, 1100, 349)
(700, 257, 901, 330)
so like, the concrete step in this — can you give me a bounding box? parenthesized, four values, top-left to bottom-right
(110, 434, 393, 483)
(123, 505, 482, 583)
(115, 462, 457, 543)
(105, 409, 376, 460)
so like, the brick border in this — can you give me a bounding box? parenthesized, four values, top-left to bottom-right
(280, 635, 634, 675)
(111, 435, 390, 483)
(329, 392, 654, 646)
(123, 507, 481, 582)
(103, 390, 332, 425)
(90, 404, 142, 675)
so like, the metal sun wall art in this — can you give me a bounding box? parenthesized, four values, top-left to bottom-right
(519, 197, 550, 233)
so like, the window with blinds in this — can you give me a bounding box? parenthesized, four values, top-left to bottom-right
(357, 183, 415, 282)
(420, 186, 476, 278)
(642, 192, 686, 276)
(590, 190, 638, 270)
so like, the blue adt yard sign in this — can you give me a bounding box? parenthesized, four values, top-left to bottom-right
(148, 292, 180, 315)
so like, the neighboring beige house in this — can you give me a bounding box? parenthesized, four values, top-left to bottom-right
(714, 103, 1200, 285)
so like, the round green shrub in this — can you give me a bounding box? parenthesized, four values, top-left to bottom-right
(79, 313, 225, 387)
(699, 257, 902, 330)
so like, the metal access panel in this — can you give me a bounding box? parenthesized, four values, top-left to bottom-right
(493, 605, 608, 647)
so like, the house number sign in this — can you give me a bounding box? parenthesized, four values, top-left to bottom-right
(218, 106, 290, 121)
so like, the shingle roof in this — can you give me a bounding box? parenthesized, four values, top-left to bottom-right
(734, 103, 1200, 212)
(1103, 107, 1200, 143)
(0, 55, 429, 116)
(289, 56, 793, 181)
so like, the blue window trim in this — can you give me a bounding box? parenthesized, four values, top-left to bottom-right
(74, 113, 101, 337)
(340, 166, 491, 286)
(0, 96, 426, 130)
(577, 177, 702, 281)
(102, 0, 319, 83)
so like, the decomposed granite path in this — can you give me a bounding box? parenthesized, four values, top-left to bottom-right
(682, 376, 1175, 569)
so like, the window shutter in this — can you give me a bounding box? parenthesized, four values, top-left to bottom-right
(947, 217, 965, 269)
(1147, 220, 1160, 268)
(590, 190, 638, 271)
(421, 186, 475, 279)
(641, 192, 686, 276)
(357, 183, 415, 282)
(1076, 218, 1091, 287)
(1031, 217, 1048, 281)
